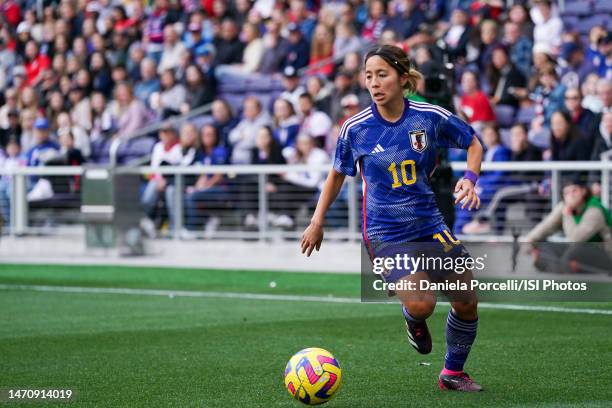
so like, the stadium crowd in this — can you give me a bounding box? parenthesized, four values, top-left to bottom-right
(0, 0, 611, 236)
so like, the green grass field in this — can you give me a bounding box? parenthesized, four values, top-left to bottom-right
(1, 264, 611, 407)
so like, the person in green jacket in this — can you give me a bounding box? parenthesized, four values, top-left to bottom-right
(525, 178, 612, 274)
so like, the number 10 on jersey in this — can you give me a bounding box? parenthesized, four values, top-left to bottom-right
(388, 160, 416, 188)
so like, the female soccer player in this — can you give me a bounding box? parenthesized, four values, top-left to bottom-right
(301, 45, 485, 392)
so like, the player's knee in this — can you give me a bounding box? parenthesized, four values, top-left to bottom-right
(403, 300, 436, 320)
(451, 300, 478, 320)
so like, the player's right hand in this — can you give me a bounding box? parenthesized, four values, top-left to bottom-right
(301, 222, 324, 257)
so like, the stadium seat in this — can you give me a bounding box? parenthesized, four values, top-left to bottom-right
(561, 15, 579, 30)
(118, 136, 157, 165)
(594, 2, 612, 14)
(494, 105, 516, 129)
(561, 1, 593, 16)
(517, 106, 537, 125)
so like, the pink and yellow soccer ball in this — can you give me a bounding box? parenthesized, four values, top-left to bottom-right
(284, 347, 342, 405)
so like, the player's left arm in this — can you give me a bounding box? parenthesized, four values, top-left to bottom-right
(454, 135, 483, 211)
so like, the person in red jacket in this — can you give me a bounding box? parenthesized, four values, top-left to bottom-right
(24, 40, 50, 87)
(458, 70, 496, 128)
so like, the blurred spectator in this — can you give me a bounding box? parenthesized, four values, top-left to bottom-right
(158, 24, 186, 74)
(288, 0, 317, 40)
(272, 98, 300, 151)
(558, 42, 591, 89)
(329, 69, 359, 123)
(549, 111, 589, 161)
(563, 87, 598, 151)
(56, 112, 90, 159)
(141, 124, 182, 232)
(595, 33, 612, 80)
(0, 139, 23, 226)
(306, 24, 334, 77)
(284, 22, 310, 71)
(251, 126, 285, 165)
(581, 74, 604, 113)
(150, 69, 186, 119)
(472, 19, 500, 71)
(458, 70, 496, 129)
(530, 63, 566, 129)
(181, 65, 215, 114)
(459, 125, 511, 234)
(361, 0, 386, 43)
(507, 3, 533, 39)
(19, 109, 36, 152)
(503, 21, 532, 78)
(184, 124, 228, 233)
(525, 178, 612, 274)
(280, 65, 306, 111)
(441, 9, 471, 63)
(24, 40, 50, 87)
(25, 117, 59, 193)
(90, 52, 114, 97)
(532, 0, 563, 52)
(213, 18, 244, 66)
(487, 44, 527, 108)
(134, 58, 161, 107)
(110, 82, 150, 139)
(211, 99, 238, 148)
(164, 122, 200, 231)
(228, 96, 271, 164)
(0, 109, 21, 149)
(596, 79, 612, 112)
(591, 111, 612, 161)
(338, 94, 361, 128)
(297, 93, 333, 149)
(258, 19, 290, 74)
(384, 0, 425, 40)
(333, 23, 361, 60)
(306, 76, 332, 113)
(89, 92, 113, 143)
(0, 88, 18, 129)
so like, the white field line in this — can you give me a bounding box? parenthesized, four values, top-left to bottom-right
(0, 284, 611, 315)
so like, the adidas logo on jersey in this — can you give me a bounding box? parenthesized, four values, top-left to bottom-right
(371, 144, 385, 154)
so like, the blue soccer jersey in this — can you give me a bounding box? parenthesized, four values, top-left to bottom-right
(334, 98, 476, 247)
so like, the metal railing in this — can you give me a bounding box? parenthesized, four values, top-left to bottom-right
(1, 161, 611, 240)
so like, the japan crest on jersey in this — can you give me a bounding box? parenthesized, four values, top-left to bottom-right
(409, 129, 428, 153)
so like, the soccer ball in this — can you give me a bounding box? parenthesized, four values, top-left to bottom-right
(284, 347, 342, 405)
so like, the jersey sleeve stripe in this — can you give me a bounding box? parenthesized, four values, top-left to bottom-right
(338, 107, 372, 138)
(410, 101, 452, 117)
(339, 112, 373, 140)
(410, 105, 450, 119)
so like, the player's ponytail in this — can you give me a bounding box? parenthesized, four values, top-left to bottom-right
(364, 45, 423, 93)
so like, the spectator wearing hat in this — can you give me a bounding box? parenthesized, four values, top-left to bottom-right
(140, 124, 183, 230)
(26, 118, 60, 173)
(559, 42, 593, 89)
(283, 22, 310, 71)
(280, 65, 306, 112)
(158, 24, 186, 74)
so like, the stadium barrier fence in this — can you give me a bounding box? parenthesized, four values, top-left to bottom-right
(0, 160, 611, 241)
